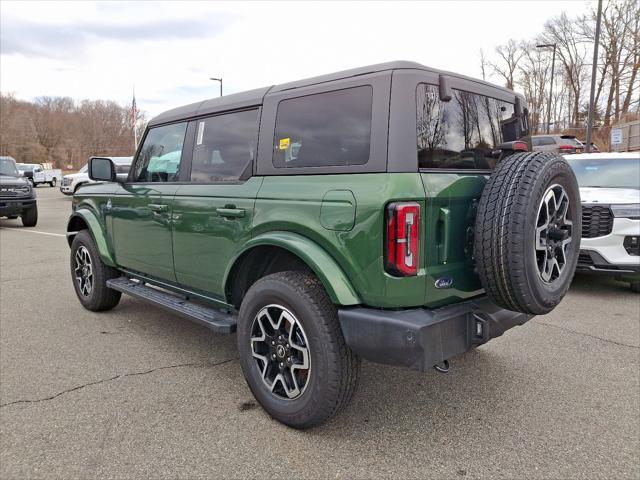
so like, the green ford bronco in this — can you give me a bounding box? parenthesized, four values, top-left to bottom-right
(68, 61, 581, 428)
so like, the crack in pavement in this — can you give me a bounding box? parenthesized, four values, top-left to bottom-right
(533, 321, 639, 349)
(0, 357, 238, 408)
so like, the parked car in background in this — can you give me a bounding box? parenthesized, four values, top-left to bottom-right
(565, 152, 640, 292)
(60, 156, 133, 195)
(576, 140, 600, 153)
(17, 163, 62, 187)
(532, 134, 584, 154)
(66, 61, 581, 428)
(0, 156, 37, 226)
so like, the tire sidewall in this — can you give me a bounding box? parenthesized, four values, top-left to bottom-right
(523, 160, 581, 311)
(237, 278, 334, 424)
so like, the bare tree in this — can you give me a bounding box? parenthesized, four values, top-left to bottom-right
(490, 39, 525, 90)
(541, 13, 589, 128)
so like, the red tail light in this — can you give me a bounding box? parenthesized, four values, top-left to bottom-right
(385, 202, 420, 276)
(558, 145, 575, 152)
(513, 141, 528, 151)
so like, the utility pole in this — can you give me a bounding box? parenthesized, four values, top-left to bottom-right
(537, 43, 557, 134)
(209, 77, 223, 97)
(586, 0, 603, 153)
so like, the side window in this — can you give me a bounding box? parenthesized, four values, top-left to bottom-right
(273, 85, 372, 168)
(416, 83, 518, 170)
(533, 136, 555, 146)
(133, 122, 188, 182)
(191, 109, 258, 182)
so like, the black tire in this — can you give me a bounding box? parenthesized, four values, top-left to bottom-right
(474, 151, 581, 315)
(70, 230, 121, 311)
(630, 282, 640, 293)
(7, 215, 18, 220)
(50, 178, 57, 187)
(21, 205, 38, 227)
(237, 271, 359, 429)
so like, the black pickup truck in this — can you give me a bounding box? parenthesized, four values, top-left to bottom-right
(0, 156, 38, 227)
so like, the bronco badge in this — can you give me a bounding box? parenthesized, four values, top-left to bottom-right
(435, 276, 454, 289)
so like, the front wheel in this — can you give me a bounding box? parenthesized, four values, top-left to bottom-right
(70, 230, 121, 311)
(237, 271, 359, 429)
(21, 206, 38, 227)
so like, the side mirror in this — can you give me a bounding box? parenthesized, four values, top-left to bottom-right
(22, 171, 33, 179)
(88, 157, 116, 182)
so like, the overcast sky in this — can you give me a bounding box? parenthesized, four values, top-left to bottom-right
(1, 0, 596, 118)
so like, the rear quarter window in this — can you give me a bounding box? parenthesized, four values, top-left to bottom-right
(273, 86, 373, 168)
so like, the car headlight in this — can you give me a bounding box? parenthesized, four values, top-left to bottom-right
(610, 204, 640, 219)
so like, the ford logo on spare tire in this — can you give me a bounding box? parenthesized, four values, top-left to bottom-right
(435, 276, 453, 289)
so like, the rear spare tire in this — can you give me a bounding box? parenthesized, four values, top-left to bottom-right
(474, 152, 581, 315)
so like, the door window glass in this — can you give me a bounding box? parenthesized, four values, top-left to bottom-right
(532, 136, 555, 146)
(273, 86, 373, 168)
(416, 83, 519, 170)
(191, 109, 258, 182)
(133, 122, 187, 182)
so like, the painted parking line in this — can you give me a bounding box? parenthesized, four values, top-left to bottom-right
(0, 227, 66, 238)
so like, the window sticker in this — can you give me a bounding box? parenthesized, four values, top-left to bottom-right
(197, 121, 205, 145)
(279, 137, 290, 150)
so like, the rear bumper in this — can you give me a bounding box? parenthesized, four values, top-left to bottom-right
(338, 296, 532, 371)
(0, 198, 36, 216)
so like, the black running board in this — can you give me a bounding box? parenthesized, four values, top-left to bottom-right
(107, 277, 237, 334)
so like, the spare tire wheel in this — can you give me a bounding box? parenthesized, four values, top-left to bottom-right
(474, 151, 581, 315)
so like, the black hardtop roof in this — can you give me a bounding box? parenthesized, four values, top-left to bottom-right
(148, 61, 522, 127)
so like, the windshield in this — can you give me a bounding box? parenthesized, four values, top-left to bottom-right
(78, 164, 88, 173)
(0, 157, 19, 176)
(567, 157, 640, 189)
(17, 164, 35, 172)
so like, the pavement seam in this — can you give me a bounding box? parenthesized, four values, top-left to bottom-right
(533, 320, 640, 349)
(0, 357, 238, 408)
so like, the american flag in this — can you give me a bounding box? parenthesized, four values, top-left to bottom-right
(130, 90, 138, 129)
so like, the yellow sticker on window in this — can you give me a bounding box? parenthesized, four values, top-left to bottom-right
(279, 138, 290, 150)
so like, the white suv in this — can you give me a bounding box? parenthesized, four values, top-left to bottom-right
(60, 156, 132, 195)
(565, 152, 640, 291)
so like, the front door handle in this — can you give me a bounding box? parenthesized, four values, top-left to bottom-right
(216, 207, 245, 218)
(149, 203, 168, 213)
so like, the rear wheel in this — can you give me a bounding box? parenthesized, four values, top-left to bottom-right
(237, 271, 359, 429)
(474, 152, 581, 315)
(70, 230, 121, 311)
(50, 178, 57, 187)
(21, 205, 38, 227)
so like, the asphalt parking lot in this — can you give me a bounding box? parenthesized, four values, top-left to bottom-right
(1, 187, 638, 479)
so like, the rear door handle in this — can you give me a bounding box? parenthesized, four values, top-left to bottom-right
(216, 207, 245, 218)
(438, 207, 451, 264)
(149, 203, 168, 213)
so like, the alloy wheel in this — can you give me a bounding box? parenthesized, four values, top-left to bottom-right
(250, 304, 311, 400)
(535, 184, 573, 283)
(74, 246, 93, 296)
